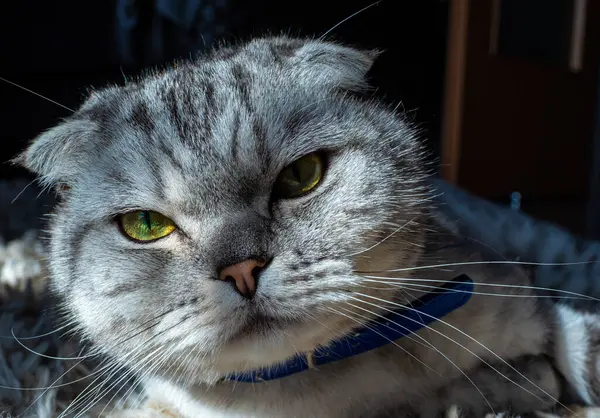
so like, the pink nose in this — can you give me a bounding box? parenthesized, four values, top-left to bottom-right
(219, 259, 266, 298)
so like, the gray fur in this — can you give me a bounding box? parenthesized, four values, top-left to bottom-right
(432, 178, 600, 309)
(16, 36, 599, 416)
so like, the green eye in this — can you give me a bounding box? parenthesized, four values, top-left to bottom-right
(119, 211, 176, 242)
(274, 153, 324, 198)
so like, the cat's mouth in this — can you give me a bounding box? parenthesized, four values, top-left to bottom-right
(230, 312, 300, 341)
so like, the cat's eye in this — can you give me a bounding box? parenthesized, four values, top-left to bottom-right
(274, 152, 324, 199)
(118, 211, 177, 242)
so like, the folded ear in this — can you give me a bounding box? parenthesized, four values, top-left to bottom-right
(292, 40, 380, 91)
(15, 118, 98, 189)
(263, 37, 380, 92)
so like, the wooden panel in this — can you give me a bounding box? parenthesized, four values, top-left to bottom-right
(442, 0, 600, 201)
(441, 0, 470, 183)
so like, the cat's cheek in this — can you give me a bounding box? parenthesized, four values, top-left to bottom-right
(68, 289, 117, 339)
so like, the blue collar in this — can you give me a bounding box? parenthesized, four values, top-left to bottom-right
(226, 274, 474, 383)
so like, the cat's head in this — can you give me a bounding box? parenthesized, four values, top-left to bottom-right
(18, 37, 431, 384)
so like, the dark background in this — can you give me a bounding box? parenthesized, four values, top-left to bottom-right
(0, 0, 449, 180)
(1, 0, 600, 241)
(0, 0, 450, 241)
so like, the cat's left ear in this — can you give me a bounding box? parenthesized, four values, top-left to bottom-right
(287, 39, 380, 92)
(13, 117, 98, 191)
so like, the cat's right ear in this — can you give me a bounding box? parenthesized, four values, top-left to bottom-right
(289, 39, 381, 93)
(14, 118, 97, 191)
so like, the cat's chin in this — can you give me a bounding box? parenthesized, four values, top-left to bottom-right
(226, 312, 298, 342)
(153, 323, 328, 386)
(204, 313, 357, 378)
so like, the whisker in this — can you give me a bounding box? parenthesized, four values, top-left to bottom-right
(73, 335, 180, 415)
(361, 259, 597, 273)
(109, 366, 148, 414)
(346, 218, 416, 257)
(350, 293, 572, 414)
(0, 76, 74, 112)
(179, 342, 211, 394)
(18, 355, 117, 417)
(9, 179, 37, 204)
(10, 327, 92, 361)
(11, 307, 175, 362)
(64, 315, 191, 416)
(345, 297, 551, 414)
(61, 341, 163, 417)
(108, 330, 194, 415)
(327, 303, 435, 353)
(1, 320, 75, 340)
(361, 278, 586, 300)
(320, 306, 440, 376)
(333, 284, 437, 351)
(326, 304, 495, 414)
(57, 356, 135, 417)
(160, 340, 198, 388)
(172, 338, 205, 387)
(360, 275, 600, 302)
(319, 1, 382, 40)
(15, 349, 88, 416)
(23, 313, 177, 415)
(100, 345, 176, 417)
(397, 287, 438, 346)
(1, 354, 109, 392)
(127, 344, 186, 410)
(69, 348, 160, 418)
(132, 345, 184, 409)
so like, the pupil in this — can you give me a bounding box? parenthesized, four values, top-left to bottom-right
(291, 164, 301, 182)
(143, 211, 152, 231)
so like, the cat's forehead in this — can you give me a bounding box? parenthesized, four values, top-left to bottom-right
(86, 36, 377, 149)
(22, 37, 402, 216)
(66, 38, 388, 212)
(95, 46, 376, 158)
(95, 66, 328, 184)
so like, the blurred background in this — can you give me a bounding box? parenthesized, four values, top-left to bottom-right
(0, 0, 598, 241)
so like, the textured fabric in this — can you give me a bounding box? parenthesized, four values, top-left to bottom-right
(0, 179, 55, 242)
(0, 232, 133, 417)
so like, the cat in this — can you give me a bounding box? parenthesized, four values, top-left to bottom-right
(432, 178, 600, 411)
(14, 36, 600, 417)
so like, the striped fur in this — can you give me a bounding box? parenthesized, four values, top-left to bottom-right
(15, 37, 600, 417)
(432, 178, 600, 307)
(433, 178, 600, 407)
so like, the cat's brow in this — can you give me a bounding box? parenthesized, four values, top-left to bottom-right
(0, 76, 74, 112)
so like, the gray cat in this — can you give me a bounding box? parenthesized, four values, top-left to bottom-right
(15, 36, 600, 417)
